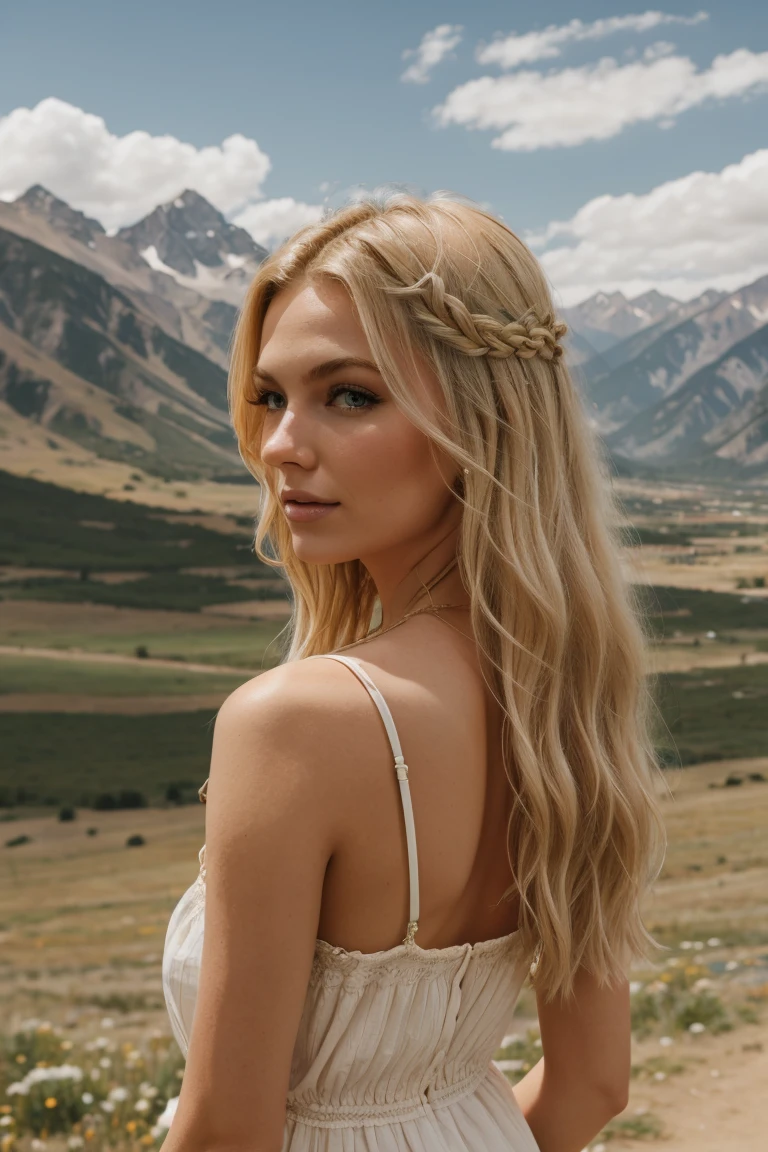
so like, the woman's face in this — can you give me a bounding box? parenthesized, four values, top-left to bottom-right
(255, 276, 459, 568)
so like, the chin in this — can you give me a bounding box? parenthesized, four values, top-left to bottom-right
(290, 535, 360, 567)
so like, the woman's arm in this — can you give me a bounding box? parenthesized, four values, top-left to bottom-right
(512, 965, 631, 1152)
(160, 661, 354, 1152)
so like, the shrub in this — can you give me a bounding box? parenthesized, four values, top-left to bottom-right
(126, 834, 146, 847)
(58, 806, 76, 822)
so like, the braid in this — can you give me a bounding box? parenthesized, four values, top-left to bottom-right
(385, 271, 567, 362)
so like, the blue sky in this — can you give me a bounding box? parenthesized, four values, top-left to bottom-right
(1, 1, 767, 304)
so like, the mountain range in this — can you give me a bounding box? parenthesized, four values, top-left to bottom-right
(0, 184, 766, 485)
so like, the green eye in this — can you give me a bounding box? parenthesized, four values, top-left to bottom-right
(328, 385, 380, 411)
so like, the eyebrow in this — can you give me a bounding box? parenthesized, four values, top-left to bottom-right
(252, 356, 381, 386)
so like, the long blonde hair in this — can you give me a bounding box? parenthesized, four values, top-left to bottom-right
(228, 190, 666, 1001)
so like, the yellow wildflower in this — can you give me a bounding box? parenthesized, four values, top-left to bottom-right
(84, 1128, 95, 1141)
(44, 1097, 57, 1108)
(13, 1055, 26, 1064)
(126, 1121, 137, 1133)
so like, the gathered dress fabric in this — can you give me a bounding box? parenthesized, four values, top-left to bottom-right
(163, 653, 540, 1151)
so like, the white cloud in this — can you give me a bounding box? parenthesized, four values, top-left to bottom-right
(433, 48, 768, 151)
(401, 23, 463, 84)
(230, 197, 325, 249)
(528, 149, 768, 306)
(476, 9, 708, 70)
(0, 97, 322, 248)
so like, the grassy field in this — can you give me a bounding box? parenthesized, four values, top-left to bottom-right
(1, 759, 766, 1151)
(1, 468, 767, 1148)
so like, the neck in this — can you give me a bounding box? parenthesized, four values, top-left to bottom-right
(361, 512, 470, 629)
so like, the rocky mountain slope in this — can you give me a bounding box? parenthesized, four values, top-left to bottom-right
(0, 227, 238, 481)
(0, 183, 766, 481)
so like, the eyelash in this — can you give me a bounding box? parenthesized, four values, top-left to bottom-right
(250, 384, 381, 413)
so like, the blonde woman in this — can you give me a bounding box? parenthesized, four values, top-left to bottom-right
(162, 191, 665, 1152)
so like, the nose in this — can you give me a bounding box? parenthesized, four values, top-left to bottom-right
(260, 405, 318, 472)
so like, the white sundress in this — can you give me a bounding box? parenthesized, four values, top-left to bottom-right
(163, 653, 540, 1151)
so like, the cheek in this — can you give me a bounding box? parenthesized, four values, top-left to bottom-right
(341, 416, 449, 523)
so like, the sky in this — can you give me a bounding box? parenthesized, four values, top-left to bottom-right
(1, 0, 767, 306)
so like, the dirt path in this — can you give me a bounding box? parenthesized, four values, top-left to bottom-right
(0, 644, 256, 676)
(620, 1026, 768, 1150)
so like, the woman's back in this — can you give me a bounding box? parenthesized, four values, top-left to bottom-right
(311, 613, 522, 954)
(163, 615, 540, 1150)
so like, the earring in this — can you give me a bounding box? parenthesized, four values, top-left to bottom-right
(463, 468, 470, 475)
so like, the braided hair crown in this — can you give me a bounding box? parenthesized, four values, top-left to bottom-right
(384, 270, 567, 363)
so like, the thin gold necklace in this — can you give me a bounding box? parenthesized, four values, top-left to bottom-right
(333, 554, 470, 654)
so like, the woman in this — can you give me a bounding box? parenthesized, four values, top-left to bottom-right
(162, 191, 666, 1152)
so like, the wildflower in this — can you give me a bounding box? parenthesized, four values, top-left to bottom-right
(100, 1018, 114, 1029)
(84, 1129, 95, 1141)
(126, 1121, 137, 1133)
(154, 1096, 179, 1131)
(1, 1136, 15, 1152)
(134, 1098, 150, 1113)
(659, 1036, 674, 1047)
(501, 1033, 522, 1047)
(707, 938, 722, 947)
(68, 1139, 85, 1150)
(107, 1087, 129, 1103)
(98, 1058, 111, 1069)
(689, 1022, 706, 1034)
(629, 981, 643, 994)
(0, 1118, 13, 1128)
(0, 1108, 10, 1115)
(60, 1041, 74, 1051)
(725, 961, 739, 971)
(138, 1083, 158, 1099)
(14, 1056, 26, 1064)
(94, 1038, 110, 1050)
(89, 1069, 101, 1082)
(653, 1071, 666, 1081)
(44, 1098, 57, 1109)
(100, 1102, 115, 1114)
(140, 1136, 155, 1146)
(31, 1141, 47, 1151)
(81, 1093, 94, 1105)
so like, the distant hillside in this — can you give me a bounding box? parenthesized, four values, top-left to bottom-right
(0, 227, 241, 481)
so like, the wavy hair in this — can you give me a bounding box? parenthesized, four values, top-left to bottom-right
(228, 190, 666, 1001)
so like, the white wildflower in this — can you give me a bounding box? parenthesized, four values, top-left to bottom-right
(501, 1033, 522, 1047)
(138, 1082, 158, 1099)
(659, 1036, 674, 1047)
(107, 1086, 129, 1102)
(98, 1057, 111, 1069)
(689, 1022, 706, 1034)
(707, 938, 722, 947)
(155, 1096, 179, 1131)
(68, 1138, 85, 1150)
(0, 1116, 14, 1126)
(134, 1098, 151, 1113)
(100, 1017, 114, 1029)
(90, 1068, 101, 1081)
(7, 1064, 84, 1095)
(653, 1071, 666, 1081)
(81, 1092, 94, 1105)
(100, 1100, 115, 1113)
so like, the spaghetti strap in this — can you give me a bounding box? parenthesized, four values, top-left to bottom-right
(310, 653, 420, 945)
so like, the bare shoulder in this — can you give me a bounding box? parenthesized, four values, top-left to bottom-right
(207, 656, 387, 827)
